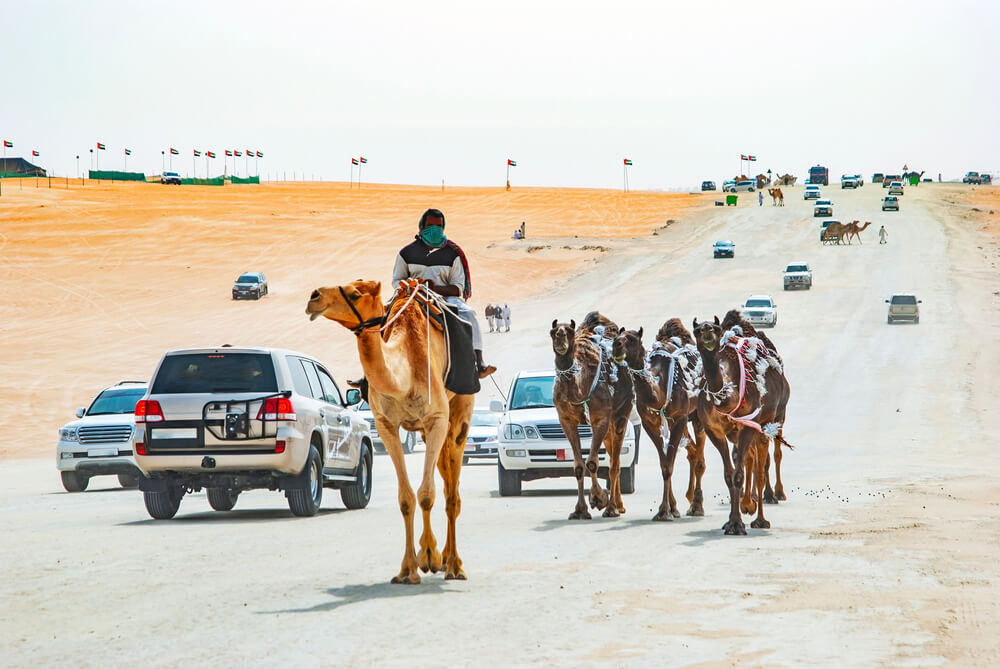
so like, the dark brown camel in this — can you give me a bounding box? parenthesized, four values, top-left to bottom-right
(692, 315, 791, 534)
(613, 319, 711, 520)
(550, 312, 634, 519)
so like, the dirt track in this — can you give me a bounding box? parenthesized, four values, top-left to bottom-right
(1, 181, 999, 667)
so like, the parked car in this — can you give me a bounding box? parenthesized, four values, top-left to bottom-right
(57, 381, 147, 492)
(161, 171, 181, 185)
(353, 400, 418, 453)
(783, 262, 812, 290)
(492, 371, 637, 497)
(722, 180, 736, 192)
(882, 195, 899, 211)
(980, 174, 992, 185)
(232, 272, 268, 300)
(962, 172, 981, 185)
(701, 180, 717, 191)
(731, 180, 755, 192)
(133, 346, 373, 519)
(840, 175, 859, 189)
(851, 174, 864, 187)
(804, 185, 821, 200)
(882, 174, 901, 188)
(886, 294, 920, 324)
(741, 295, 777, 328)
(872, 173, 885, 184)
(888, 181, 904, 195)
(713, 240, 735, 258)
(464, 407, 500, 464)
(813, 199, 833, 217)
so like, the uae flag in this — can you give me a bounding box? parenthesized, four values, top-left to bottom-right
(246, 149, 253, 156)
(3, 140, 12, 148)
(97, 142, 106, 150)
(170, 148, 179, 155)
(507, 159, 517, 166)
(360, 156, 367, 164)
(125, 148, 131, 155)
(193, 150, 201, 157)
(740, 154, 748, 160)
(32, 150, 39, 157)
(624, 158, 632, 166)
(748, 155, 757, 161)
(235, 151, 242, 157)
(256, 151, 263, 158)
(225, 150, 232, 157)
(351, 158, 359, 165)
(207, 151, 216, 158)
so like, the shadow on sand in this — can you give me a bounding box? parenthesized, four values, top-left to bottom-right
(262, 580, 459, 615)
(119, 507, 345, 526)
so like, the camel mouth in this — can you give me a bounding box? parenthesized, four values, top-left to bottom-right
(553, 344, 569, 355)
(700, 340, 716, 351)
(309, 310, 322, 321)
(613, 354, 626, 364)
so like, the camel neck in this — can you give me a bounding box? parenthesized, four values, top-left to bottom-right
(554, 349, 576, 372)
(356, 329, 405, 397)
(699, 347, 726, 392)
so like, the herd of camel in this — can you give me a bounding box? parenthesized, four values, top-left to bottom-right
(306, 281, 793, 583)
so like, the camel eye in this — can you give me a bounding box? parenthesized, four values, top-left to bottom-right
(310, 290, 320, 300)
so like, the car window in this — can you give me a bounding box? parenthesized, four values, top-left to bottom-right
(315, 366, 343, 405)
(87, 388, 147, 415)
(300, 361, 324, 401)
(286, 356, 316, 398)
(470, 411, 500, 427)
(151, 353, 277, 394)
(890, 296, 917, 305)
(745, 299, 772, 307)
(786, 265, 808, 272)
(237, 274, 260, 283)
(510, 376, 555, 410)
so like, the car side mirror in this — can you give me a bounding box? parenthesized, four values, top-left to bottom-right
(884, 299, 890, 303)
(489, 399, 505, 413)
(75, 407, 86, 418)
(918, 300, 922, 303)
(345, 388, 361, 406)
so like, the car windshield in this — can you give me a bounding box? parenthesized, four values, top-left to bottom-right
(236, 274, 260, 283)
(786, 265, 808, 272)
(715, 241, 733, 247)
(745, 299, 772, 308)
(510, 376, 555, 410)
(470, 411, 500, 427)
(151, 353, 278, 394)
(891, 295, 917, 305)
(87, 388, 146, 415)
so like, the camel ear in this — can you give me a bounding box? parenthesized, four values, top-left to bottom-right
(551, 319, 558, 330)
(570, 319, 576, 330)
(637, 327, 643, 339)
(692, 318, 698, 331)
(714, 315, 720, 325)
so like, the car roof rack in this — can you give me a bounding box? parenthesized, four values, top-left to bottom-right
(115, 380, 146, 386)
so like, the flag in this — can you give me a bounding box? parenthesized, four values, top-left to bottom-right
(246, 149, 253, 156)
(170, 148, 179, 155)
(207, 151, 216, 158)
(32, 150, 39, 157)
(624, 159, 632, 166)
(749, 155, 757, 161)
(225, 150, 232, 157)
(3, 140, 12, 148)
(125, 148, 131, 155)
(97, 142, 106, 150)
(351, 158, 359, 165)
(740, 154, 748, 160)
(507, 159, 517, 166)
(256, 151, 263, 158)
(235, 151, 242, 157)
(194, 150, 201, 157)
(360, 156, 367, 163)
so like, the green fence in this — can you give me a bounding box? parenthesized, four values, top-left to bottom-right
(0, 172, 43, 178)
(230, 175, 260, 184)
(89, 170, 146, 181)
(180, 177, 225, 186)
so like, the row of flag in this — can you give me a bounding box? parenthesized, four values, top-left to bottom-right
(3, 140, 264, 160)
(741, 154, 757, 161)
(351, 156, 368, 165)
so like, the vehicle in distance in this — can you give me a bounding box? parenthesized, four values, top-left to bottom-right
(882, 174, 901, 188)
(882, 195, 899, 211)
(233, 272, 268, 300)
(161, 171, 181, 185)
(981, 174, 992, 185)
(353, 399, 417, 454)
(701, 180, 716, 191)
(464, 407, 500, 464)
(722, 180, 736, 192)
(57, 381, 147, 492)
(713, 240, 735, 258)
(492, 371, 637, 497)
(840, 175, 859, 189)
(872, 173, 885, 183)
(963, 171, 981, 184)
(886, 294, 920, 324)
(808, 165, 829, 186)
(783, 262, 812, 290)
(134, 346, 373, 519)
(888, 181, 904, 195)
(813, 199, 833, 217)
(804, 185, 821, 200)
(741, 295, 777, 328)
(731, 180, 755, 192)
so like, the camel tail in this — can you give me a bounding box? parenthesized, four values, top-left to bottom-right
(775, 435, 795, 450)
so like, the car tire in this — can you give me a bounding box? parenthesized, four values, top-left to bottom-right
(463, 455, 470, 466)
(914, 317, 919, 324)
(61, 470, 89, 493)
(887, 317, 893, 324)
(143, 485, 184, 520)
(619, 463, 636, 495)
(207, 487, 239, 511)
(341, 444, 372, 510)
(498, 461, 522, 497)
(288, 445, 323, 517)
(402, 431, 415, 454)
(118, 473, 139, 488)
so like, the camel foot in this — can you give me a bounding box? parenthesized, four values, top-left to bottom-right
(670, 507, 681, 518)
(390, 571, 422, 585)
(652, 508, 674, 522)
(751, 518, 771, 529)
(763, 490, 778, 505)
(602, 506, 620, 518)
(723, 520, 747, 536)
(775, 488, 787, 501)
(568, 508, 592, 520)
(589, 488, 609, 511)
(741, 500, 757, 515)
(478, 365, 497, 379)
(444, 556, 466, 580)
(444, 569, 467, 581)
(417, 547, 443, 574)
(685, 503, 705, 517)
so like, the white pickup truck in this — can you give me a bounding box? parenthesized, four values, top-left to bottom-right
(783, 262, 812, 290)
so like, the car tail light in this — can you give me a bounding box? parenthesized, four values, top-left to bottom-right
(275, 440, 286, 454)
(135, 399, 164, 423)
(257, 397, 296, 421)
(136, 442, 146, 455)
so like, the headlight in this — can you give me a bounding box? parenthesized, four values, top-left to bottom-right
(621, 445, 630, 454)
(59, 427, 78, 442)
(524, 426, 540, 440)
(503, 423, 524, 440)
(506, 448, 527, 458)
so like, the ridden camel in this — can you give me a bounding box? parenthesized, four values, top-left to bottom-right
(842, 220, 872, 245)
(613, 319, 711, 520)
(767, 188, 784, 206)
(692, 316, 791, 534)
(306, 278, 474, 583)
(550, 312, 634, 519)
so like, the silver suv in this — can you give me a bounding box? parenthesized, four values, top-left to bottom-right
(57, 381, 146, 492)
(134, 346, 373, 519)
(886, 295, 920, 324)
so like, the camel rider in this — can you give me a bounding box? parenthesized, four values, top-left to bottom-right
(393, 208, 496, 378)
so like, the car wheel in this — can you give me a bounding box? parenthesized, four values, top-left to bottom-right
(288, 445, 323, 517)
(498, 460, 522, 496)
(887, 317, 893, 324)
(341, 444, 372, 510)
(118, 473, 139, 488)
(463, 455, 470, 466)
(914, 317, 919, 324)
(143, 485, 185, 520)
(61, 470, 89, 493)
(207, 487, 239, 511)
(619, 463, 636, 495)
(402, 431, 415, 454)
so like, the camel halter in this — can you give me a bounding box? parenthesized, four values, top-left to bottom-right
(339, 286, 386, 336)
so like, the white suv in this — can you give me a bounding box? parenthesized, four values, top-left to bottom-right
(134, 346, 373, 519)
(492, 370, 637, 497)
(741, 295, 778, 327)
(57, 381, 147, 492)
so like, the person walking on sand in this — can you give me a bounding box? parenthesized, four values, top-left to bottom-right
(758, 190, 763, 206)
(485, 303, 495, 332)
(879, 225, 888, 245)
(501, 303, 511, 332)
(393, 208, 495, 377)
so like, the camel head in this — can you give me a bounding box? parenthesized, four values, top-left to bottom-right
(306, 279, 383, 330)
(550, 319, 577, 357)
(612, 327, 644, 368)
(859, 221, 872, 231)
(692, 316, 722, 353)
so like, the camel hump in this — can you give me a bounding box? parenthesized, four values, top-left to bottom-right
(579, 311, 619, 338)
(655, 317, 694, 346)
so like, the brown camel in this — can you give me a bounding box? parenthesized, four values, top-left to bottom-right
(767, 187, 784, 206)
(613, 319, 710, 520)
(843, 220, 872, 244)
(774, 173, 797, 186)
(306, 278, 475, 583)
(822, 221, 848, 245)
(692, 316, 791, 534)
(550, 312, 634, 520)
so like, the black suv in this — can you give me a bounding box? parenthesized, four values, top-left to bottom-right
(713, 240, 735, 258)
(232, 272, 268, 300)
(701, 180, 716, 191)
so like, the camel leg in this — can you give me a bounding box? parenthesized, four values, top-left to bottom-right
(741, 449, 756, 516)
(751, 437, 771, 529)
(602, 426, 622, 518)
(607, 414, 629, 516)
(724, 428, 752, 535)
(660, 418, 688, 519)
(378, 421, 422, 585)
(763, 446, 777, 504)
(686, 422, 707, 517)
(561, 414, 591, 520)
(587, 416, 611, 512)
(438, 394, 472, 580)
(413, 414, 449, 577)
(773, 440, 786, 501)
(642, 414, 673, 522)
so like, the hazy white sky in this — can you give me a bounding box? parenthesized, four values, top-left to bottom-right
(3, 0, 997, 187)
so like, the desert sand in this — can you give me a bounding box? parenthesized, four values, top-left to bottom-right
(0, 180, 998, 667)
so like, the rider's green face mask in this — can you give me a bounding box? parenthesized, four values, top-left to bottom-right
(420, 225, 446, 248)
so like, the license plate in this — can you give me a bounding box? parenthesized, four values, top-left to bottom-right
(464, 443, 476, 452)
(151, 427, 197, 439)
(556, 449, 567, 461)
(88, 448, 117, 457)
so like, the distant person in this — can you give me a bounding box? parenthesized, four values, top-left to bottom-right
(513, 228, 522, 239)
(520, 221, 526, 239)
(879, 225, 888, 245)
(758, 191, 763, 206)
(501, 303, 511, 332)
(938, 173, 942, 182)
(485, 303, 495, 332)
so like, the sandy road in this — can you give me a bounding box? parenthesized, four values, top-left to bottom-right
(1, 184, 998, 667)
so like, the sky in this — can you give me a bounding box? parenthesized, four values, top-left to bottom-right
(2, 0, 997, 188)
